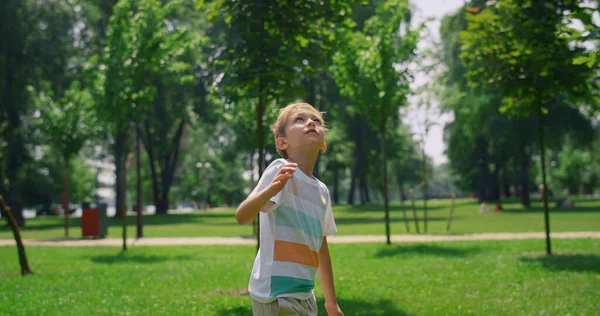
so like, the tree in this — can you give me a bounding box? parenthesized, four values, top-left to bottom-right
(98, 0, 200, 246)
(1, 0, 79, 227)
(207, 0, 356, 248)
(560, 0, 600, 73)
(17, 147, 97, 212)
(0, 196, 33, 276)
(332, 0, 421, 244)
(30, 81, 96, 237)
(407, 79, 441, 233)
(438, 4, 528, 206)
(135, 0, 204, 216)
(546, 133, 600, 195)
(96, 0, 136, 227)
(460, 0, 597, 255)
(207, 0, 357, 172)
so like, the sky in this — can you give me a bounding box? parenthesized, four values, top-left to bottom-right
(404, 0, 465, 165)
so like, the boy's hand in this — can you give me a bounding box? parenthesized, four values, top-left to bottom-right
(325, 302, 343, 316)
(265, 163, 297, 196)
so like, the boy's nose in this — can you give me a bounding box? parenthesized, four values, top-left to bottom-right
(306, 119, 316, 127)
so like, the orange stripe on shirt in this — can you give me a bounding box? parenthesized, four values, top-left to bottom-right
(274, 240, 319, 268)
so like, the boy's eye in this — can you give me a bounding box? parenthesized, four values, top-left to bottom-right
(295, 117, 304, 122)
(313, 118, 322, 125)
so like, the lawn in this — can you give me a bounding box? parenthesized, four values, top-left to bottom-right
(1, 198, 599, 240)
(1, 239, 599, 315)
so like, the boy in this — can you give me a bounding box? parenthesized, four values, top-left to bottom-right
(236, 103, 343, 316)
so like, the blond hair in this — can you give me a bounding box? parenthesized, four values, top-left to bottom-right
(270, 103, 326, 158)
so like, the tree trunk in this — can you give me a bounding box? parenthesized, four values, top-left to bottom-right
(159, 120, 185, 215)
(446, 193, 456, 232)
(397, 181, 409, 233)
(2, 71, 24, 228)
(249, 152, 257, 235)
(477, 138, 488, 203)
(256, 79, 265, 252)
(567, 176, 579, 195)
(399, 184, 407, 201)
(538, 103, 551, 255)
(135, 125, 143, 238)
(356, 126, 368, 205)
(583, 184, 592, 195)
(115, 130, 128, 251)
(502, 166, 511, 198)
(121, 196, 127, 252)
(0, 196, 33, 276)
(513, 157, 521, 197)
(332, 166, 339, 205)
(143, 121, 161, 215)
(114, 131, 128, 219)
(487, 163, 500, 201)
(359, 170, 368, 205)
(380, 123, 391, 245)
(410, 189, 420, 233)
(63, 157, 70, 237)
(362, 175, 370, 203)
(347, 127, 361, 205)
(519, 142, 531, 207)
(347, 157, 357, 205)
(422, 142, 428, 233)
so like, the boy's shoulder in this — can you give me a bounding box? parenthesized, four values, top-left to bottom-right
(266, 158, 329, 193)
(264, 158, 286, 173)
(316, 178, 330, 196)
(268, 158, 287, 167)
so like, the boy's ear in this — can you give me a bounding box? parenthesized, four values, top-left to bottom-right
(320, 140, 327, 153)
(276, 137, 288, 151)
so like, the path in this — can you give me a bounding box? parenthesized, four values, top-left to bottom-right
(0, 231, 598, 247)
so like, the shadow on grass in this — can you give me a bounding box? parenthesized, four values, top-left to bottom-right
(520, 253, 600, 274)
(0, 222, 78, 232)
(336, 216, 460, 225)
(342, 203, 449, 213)
(215, 306, 252, 316)
(0, 211, 237, 233)
(90, 253, 192, 265)
(502, 206, 600, 213)
(319, 298, 409, 316)
(214, 298, 408, 316)
(375, 244, 482, 258)
(0, 272, 21, 280)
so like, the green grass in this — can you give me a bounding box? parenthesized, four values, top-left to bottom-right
(1, 198, 599, 240)
(1, 239, 599, 315)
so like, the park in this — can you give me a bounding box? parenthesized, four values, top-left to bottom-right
(1, 0, 599, 315)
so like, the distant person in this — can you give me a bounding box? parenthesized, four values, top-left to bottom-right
(235, 103, 343, 316)
(539, 184, 555, 199)
(540, 184, 564, 207)
(480, 202, 488, 213)
(495, 203, 503, 212)
(563, 199, 575, 208)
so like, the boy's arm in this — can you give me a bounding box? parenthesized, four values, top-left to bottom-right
(318, 237, 344, 316)
(235, 188, 275, 224)
(235, 163, 296, 225)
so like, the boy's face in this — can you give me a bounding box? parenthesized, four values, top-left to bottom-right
(277, 110, 326, 156)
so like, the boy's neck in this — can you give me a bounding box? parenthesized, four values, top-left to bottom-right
(286, 152, 318, 179)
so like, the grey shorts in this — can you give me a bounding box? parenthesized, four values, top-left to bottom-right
(252, 296, 318, 316)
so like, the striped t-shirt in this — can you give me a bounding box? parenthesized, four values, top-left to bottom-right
(248, 158, 337, 303)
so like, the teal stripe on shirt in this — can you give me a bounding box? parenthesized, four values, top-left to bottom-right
(270, 276, 315, 296)
(275, 206, 322, 238)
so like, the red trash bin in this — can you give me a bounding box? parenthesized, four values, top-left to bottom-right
(82, 205, 108, 238)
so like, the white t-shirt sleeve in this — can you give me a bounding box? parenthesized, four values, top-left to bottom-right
(249, 159, 285, 213)
(322, 191, 337, 236)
